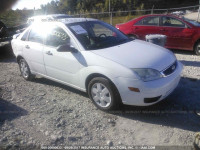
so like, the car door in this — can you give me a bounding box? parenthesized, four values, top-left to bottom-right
(160, 16, 195, 49)
(43, 25, 81, 86)
(132, 16, 162, 40)
(23, 25, 46, 75)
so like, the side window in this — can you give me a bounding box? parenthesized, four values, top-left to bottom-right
(28, 27, 44, 44)
(46, 26, 70, 47)
(135, 19, 143, 25)
(161, 17, 185, 27)
(135, 17, 159, 26)
(21, 29, 29, 41)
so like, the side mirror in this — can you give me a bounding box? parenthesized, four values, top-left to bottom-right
(13, 33, 20, 39)
(57, 44, 78, 53)
(185, 24, 191, 29)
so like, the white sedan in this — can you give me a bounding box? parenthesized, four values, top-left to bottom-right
(11, 18, 183, 110)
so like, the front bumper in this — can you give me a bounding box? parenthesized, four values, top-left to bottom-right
(114, 61, 183, 106)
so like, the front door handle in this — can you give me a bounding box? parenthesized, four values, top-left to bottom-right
(25, 45, 30, 49)
(160, 29, 167, 31)
(46, 51, 53, 55)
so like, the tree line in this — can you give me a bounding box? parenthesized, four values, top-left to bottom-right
(0, 0, 198, 27)
(0, 0, 145, 27)
(40, 0, 142, 15)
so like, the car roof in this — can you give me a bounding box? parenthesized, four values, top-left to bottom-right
(49, 14, 70, 17)
(121, 14, 184, 25)
(28, 15, 50, 20)
(138, 14, 182, 19)
(30, 18, 98, 26)
(58, 18, 98, 24)
(28, 14, 70, 20)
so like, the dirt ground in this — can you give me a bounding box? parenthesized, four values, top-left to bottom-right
(0, 45, 200, 150)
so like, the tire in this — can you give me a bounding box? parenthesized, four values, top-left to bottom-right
(18, 58, 35, 81)
(194, 41, 200, 56)
(88, 77, 121, 111)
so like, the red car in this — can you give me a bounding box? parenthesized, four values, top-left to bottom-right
(116, 14, 200, 55)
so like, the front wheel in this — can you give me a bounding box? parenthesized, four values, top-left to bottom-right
(18, 58, 35, 81)
(88, 77, 121, 111)
(194, 41, 200, 55)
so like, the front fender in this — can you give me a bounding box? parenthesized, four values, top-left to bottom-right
(192, 33, 200, 50)
(79, 66, 119, 90)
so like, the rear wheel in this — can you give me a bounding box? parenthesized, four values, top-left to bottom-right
(194, 41, 200, 55)
(88, 77, 121, 111)
(18, 58, 35, 81)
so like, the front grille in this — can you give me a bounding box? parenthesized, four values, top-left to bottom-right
(162, 61, 177, 76)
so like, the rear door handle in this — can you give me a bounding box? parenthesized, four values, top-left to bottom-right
(25, 45, 30, 49)
(46, 51, 53, 55)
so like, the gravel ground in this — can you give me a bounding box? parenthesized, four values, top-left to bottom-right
(0, 45, 200, 150)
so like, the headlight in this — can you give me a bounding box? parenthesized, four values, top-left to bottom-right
(132, 68, 163, 82)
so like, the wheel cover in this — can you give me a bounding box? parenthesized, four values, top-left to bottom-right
(91, 83, 111, 108)
(20, 61, 29, 78)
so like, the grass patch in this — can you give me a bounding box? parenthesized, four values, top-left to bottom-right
(96, 15, 142, 26)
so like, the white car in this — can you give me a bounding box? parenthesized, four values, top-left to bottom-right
(11, 18, 183, 110)
(171, 11, 185, 16)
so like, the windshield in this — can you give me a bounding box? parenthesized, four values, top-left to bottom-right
(67, 21, 132, 50)
(183, 18, 200, 27)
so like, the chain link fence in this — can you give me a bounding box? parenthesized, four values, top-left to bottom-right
(71, 5, 200, 26)
(1, 5, 200, 44)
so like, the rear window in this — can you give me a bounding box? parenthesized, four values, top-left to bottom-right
(28, 27, 44, 44)
(21, 29, 30, 41)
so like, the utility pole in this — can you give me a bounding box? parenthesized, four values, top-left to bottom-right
(109, 0, 111, 13)
(151, 5, 154, 14)
(33, 7, 35, 16)
(109, 0, 112, 25)
(197, 0, 200, 22)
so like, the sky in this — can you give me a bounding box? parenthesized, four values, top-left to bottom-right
(12, 0, 54, 10)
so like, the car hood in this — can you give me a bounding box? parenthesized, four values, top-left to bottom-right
(91, 40, 176, 71)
